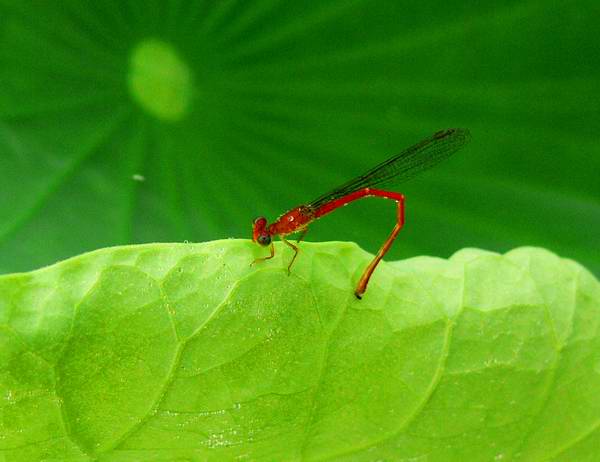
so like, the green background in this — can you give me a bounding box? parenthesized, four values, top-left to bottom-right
(1, 0, 599, 274)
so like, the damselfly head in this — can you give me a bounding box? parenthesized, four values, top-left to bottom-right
(257, 233, 271, 246)
(252, 217, 270, 246)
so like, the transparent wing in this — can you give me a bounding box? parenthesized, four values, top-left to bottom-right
(306, 128, 471, 210)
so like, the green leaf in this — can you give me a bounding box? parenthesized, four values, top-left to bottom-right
(1, 241, 599, 461)
(1, 2, 599, 276)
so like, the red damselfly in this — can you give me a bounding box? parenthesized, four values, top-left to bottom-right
(252, 128, 471, 299)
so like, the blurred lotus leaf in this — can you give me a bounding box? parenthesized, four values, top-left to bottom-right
(0, 1, 598, 277)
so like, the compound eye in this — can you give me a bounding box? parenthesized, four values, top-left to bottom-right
(258, 234, 271, 246)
